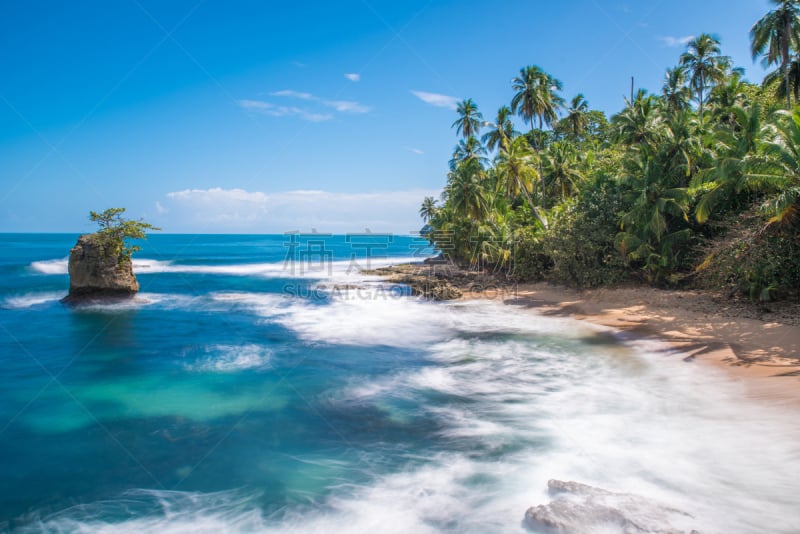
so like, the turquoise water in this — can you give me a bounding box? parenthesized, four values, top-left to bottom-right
(1, 234, 798, 533)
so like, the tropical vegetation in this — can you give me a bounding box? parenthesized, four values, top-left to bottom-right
(90, 207, 160, 261)
(420, 3, 800, 301)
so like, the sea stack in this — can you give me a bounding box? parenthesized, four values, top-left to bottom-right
(62, 233, 139, 303)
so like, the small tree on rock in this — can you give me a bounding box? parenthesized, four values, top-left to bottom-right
(89, 208, 160, 261)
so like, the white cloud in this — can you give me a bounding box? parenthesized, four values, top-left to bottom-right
(661, 35, 694, 47)
(164, 188, 269, 226)
(406, 147, 424, 155)
(159, 187, 439, 233)
(344, 73, 361, 82)
(155, 201, 168, 214)
(324, 100, 370, 113)
(271, 89, 314, 100)
(167, 187, 268, 203)
(242, 90, 370, 119)
(283, 108, 333, 122)
(238, 99, 272, 110)
(411, 90, 460, 110)
(236, 99, 333, 122)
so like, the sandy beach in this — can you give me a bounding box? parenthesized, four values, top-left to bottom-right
(472, 282, 800, 405)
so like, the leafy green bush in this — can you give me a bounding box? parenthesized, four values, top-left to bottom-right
(542, 174, 630, 287)
(694, 211, 800, 300)
(509, 225, 552, 281)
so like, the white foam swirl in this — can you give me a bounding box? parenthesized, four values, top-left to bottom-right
(29, 256, 426, 281)
(188, 344, 272, 372)
(29, 258, 68, 275)
(2, 291, 65, 309)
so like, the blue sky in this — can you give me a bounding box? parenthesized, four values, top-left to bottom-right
(0, 0, 773, 233)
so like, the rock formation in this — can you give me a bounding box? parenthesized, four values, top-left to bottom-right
(363, 264, 463, 300)
(62, 233, 139, 303)
(524, 479, 699, 534)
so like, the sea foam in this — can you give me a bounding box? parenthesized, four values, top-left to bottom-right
(13, 304, 800, 533)
(29, 255, 425, 281)
(2, 291, 65, 309)
(13, 259, 800, 533)
(188, 344, 273, 372)
(29, 258, 68, 275)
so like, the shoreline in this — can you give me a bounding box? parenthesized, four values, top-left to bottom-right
(492, 282, 800, 405)
(373, 262, 800, 404)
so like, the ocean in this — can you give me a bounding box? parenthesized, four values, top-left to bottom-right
(0, 233, 798, 533)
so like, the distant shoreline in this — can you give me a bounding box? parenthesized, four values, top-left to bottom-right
(372, 261, 800, 405)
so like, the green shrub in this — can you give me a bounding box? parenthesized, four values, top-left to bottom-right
(694, 211, 800, 301)
(541, 175, 629, 287)
(509, 225, 552, 281)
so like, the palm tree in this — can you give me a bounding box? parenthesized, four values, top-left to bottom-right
(452, 99, 484, 139)
(762, 54, 800, 104)
(449, 136, 489, 171)
(543, 141, 584, 201)
(693, 104, 772, 223)
(708, 74, 748, 128)
(511, 65, 564, 208)
(495, 137, 537, 201)
(662, 67, 692, 114)
(616, 154, 691, 279)
(611, 89, 661, 149)
(419, 196, 438, 222)
(619, 156, 689, 245)
(482, 106, 518, 152)
(469, 202, 517, 271)
(680, 34, 733, 120)
(751, 0, 800, 108)
(495, 137, 548, 228)
(659, 109, 703, 182)
(511, 65, 564, 134)
(565, 94, 590, 139)
(760, 108, 800, 228)
(446, 161, 488, 221)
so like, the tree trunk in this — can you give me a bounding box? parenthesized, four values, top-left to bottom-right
(698, 74, 704, 122)
(520, 177, 536, 209)
(785, 62, 792, 109)
(784, 18, 792, 108)
(519, 181, 547, 229)
(537, 116, 546, 209)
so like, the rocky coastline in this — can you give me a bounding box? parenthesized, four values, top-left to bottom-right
(362, 256, 516, 301)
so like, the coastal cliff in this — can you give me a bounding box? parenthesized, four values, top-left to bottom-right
(62, 233, 139, 302)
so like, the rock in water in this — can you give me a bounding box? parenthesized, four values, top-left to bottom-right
(524, 479, 698, 534)
(62, 233, 139, 303)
